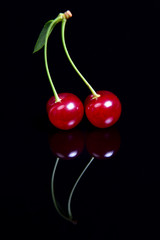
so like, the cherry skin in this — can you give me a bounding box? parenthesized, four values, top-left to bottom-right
(46, 93, 84, 130)
(85, 90, 122, 128)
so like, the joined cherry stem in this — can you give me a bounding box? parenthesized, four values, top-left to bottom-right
(44, 10, 100, 103)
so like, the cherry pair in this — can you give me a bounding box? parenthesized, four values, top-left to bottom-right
(46, 90, 121, 130)
(33, 11, 122, 130)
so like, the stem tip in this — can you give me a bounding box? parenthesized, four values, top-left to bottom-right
(64, 10, 72, 19)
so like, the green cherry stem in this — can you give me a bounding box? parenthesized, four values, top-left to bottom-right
(61, 19, 100, 99)
(44, 15, 63, 103)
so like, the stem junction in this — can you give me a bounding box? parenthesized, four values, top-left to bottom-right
(44, 10, 100, 103)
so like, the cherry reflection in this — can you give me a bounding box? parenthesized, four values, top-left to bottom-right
(48, 130, 84, 160)
(50, 128, 121, 223)
(86, 127, 121, 159)
(51, 157, 94, 224)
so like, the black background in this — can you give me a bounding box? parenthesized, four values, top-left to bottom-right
(2, 1, 160, 239)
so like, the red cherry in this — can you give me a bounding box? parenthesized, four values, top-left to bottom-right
(84, 90, 122, 128)
(46, 93, 84, 130)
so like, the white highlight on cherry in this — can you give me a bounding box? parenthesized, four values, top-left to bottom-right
(105, 117, 113, 124)
(104, 100, 112, 108)
(67, 103, 75, 110)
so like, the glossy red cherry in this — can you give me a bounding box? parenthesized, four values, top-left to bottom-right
(46, 93, 84, 130)
(84, 90, 122, 128)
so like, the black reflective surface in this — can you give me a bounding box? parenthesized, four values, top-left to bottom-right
(1, 112, 158, 238)
(3, 1, 159, 239)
